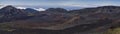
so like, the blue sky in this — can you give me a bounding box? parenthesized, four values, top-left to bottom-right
(0, 0, 120, 9)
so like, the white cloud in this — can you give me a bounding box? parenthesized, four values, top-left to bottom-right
(34, 8, 46, 11)
(16, 7, 27, 9)
(16, 6, 46, 11)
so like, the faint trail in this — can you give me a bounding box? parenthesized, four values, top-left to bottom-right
(55, 15, 80, 27)
(46, 15, 81, 30)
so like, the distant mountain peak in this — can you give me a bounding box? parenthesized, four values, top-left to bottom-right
(46, 8, 67, 13)
(97, 6, 120, 9)
(1, 5, 16, 9)
(3, 5, 14, 8)
(25, 8, 38, 12)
